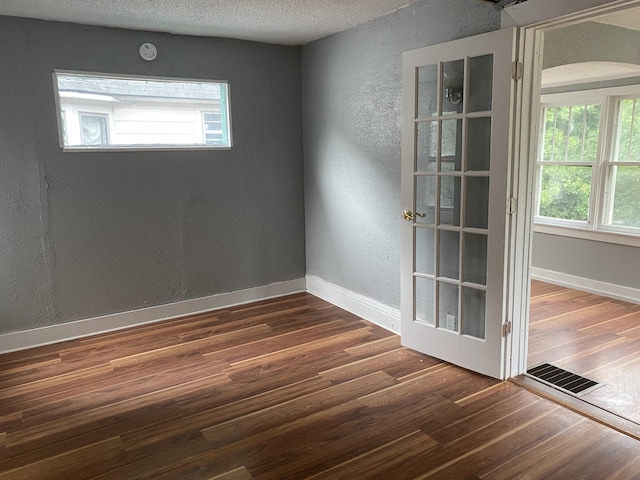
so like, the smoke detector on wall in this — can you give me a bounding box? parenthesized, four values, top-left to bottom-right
(139, 43, 157, 61)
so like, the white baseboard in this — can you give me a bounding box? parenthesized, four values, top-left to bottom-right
(531, 267, 640, 305)
(306, 275, 401, 335)
(0, 278, 306, 354)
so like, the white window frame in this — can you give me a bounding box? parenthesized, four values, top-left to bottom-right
(60, 109, 68, 145)
(534, 84, 640, 247)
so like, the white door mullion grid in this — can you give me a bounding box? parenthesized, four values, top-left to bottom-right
(401, 27, 517, 380)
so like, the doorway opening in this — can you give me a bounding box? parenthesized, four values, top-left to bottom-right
(523, 6, 640, 430)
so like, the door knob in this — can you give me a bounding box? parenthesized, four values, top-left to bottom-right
(402, 210, 414, 221)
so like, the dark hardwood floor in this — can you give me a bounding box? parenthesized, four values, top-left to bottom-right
(1, 292, 639, 479)
(529, 280, 640, 425)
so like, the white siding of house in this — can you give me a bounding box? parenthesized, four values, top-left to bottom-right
(59, 98, 221, 146)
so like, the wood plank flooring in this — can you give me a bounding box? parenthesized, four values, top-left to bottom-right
(529, 280, 640, 425)
(1, 292, 639, 479)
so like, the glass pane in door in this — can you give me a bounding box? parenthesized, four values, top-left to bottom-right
(463, 233, 487, 285)
(467, 54, 493, 113)
(416, 175, 436, 224)
(415, 227, 435, 275)
(465, 177, 489, 229)
(442, 60, 464, 113)
(438, 281, 459, 332)
(467, 117, 491, 171)
(415, 277, 435, 325)
(439, 176, 461, 226)
(417, 65, 438, 118)
(441, 118, 462, 170)
(417, 121, 437, 172)
(462, 287, 486, 339)
(438, 230, 460, 280)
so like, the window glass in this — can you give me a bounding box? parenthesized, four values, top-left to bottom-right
(605, 166, 640, 228)
(603, 98, 640, 230)
(541, 104, 600, 162)
(538, 165, 592, 221)
(54, 71, 232, 150)
(614, 98, 639, 162)
(535, 89, 640, 238)
(537, 103, 599, 224)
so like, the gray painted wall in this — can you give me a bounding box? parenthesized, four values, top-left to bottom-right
(543, 21, 640, 69)
(532, 234, 640, 289)
(0, 16, 305, 334)
(531, 20, 640, 290)
(301, 0, 502, 309)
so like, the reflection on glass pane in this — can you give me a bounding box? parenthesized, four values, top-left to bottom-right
(542, 105, 600, 162)
(465, 177, 489, 229)
(467, 117, 491, 171)
(439, 176, 461, 226)
(441, 160, 457, 172)
(441, 119, 461, 162)
(468, 54, 493, 113)
(438, 282, 459, 332)
(538, 165, 591, 221)
(418, 65, 438, 118)
(463, 233, 487, 285)
(416, 175, 436, 224)
(439, 230, 460, 280)
(415, 227, 435, 275)
(415, 277, 435, 325)
(79, 114, 109, 145)
(605, 166, 640, 228)
(442, 60, 464, 113)
(462, 288, 486, 339)
(615, 99, 640, 162)
(417, 121, 437, 172)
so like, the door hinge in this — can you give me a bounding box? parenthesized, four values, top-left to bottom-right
(512, 61, 523, 81)
(507, 197, 517, 215)
(502, 321, 512, 337)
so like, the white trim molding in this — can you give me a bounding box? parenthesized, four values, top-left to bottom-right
(534, 223, 640, 248)
(502, 0, 640, 29)
(305, 275, 401, 335)
(0, 278, 306, 354)
(531, 267, 640, 304)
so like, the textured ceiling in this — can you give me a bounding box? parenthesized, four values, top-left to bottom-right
(0, 0, 421, 45)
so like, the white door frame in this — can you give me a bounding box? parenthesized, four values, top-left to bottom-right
(505, 0, 640, 377)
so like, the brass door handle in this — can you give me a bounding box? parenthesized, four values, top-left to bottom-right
(402, 210, 426, 221)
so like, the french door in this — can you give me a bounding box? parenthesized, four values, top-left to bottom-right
(400, 28, 518, 379)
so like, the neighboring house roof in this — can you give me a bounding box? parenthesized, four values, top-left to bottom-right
(56, 74, 221, 100)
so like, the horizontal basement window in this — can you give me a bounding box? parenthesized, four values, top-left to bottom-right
(53, 70, 232, 151)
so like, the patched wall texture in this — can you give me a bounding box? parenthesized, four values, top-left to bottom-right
(0, 16, 305, 334)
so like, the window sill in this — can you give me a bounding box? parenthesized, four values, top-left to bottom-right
(61, 145, 232, 153)
(533, 223, 640, 248)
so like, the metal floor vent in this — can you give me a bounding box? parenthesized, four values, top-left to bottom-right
(526, 363, 604, 397)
